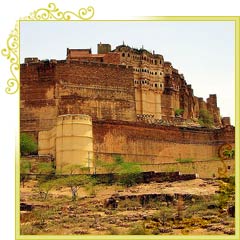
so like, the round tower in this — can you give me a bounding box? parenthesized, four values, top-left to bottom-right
(56, 114, 93, 173)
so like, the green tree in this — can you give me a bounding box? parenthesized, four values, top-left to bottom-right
(198, 109, 214, 128)
(37, 162, 55, 174)
(20, 133, 37, 156)
(55, 164, 96, 200)
(95, 155, 142, 186)
(113, 155, 142, 187)
(117, 161, 142, 187)
(55, 175, 95, 201)
(38, 179, 57, 200)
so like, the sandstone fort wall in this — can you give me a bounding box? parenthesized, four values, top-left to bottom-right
(20, 61, 136, 136)
(93, 121, 235, 164)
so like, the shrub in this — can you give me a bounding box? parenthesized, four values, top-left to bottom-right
(20, 159, 31, 187)
(198, 109, 214, 128)
(20, 133, 37, 156)
(175, 108, 184, 117)
(129, 223, 147, 235)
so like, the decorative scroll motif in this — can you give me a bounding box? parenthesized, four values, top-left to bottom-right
(23, 3, 94, 21)
(1, 3, 94, 94)
(217, 144, 233, 178)
(1, 23, 19, 94)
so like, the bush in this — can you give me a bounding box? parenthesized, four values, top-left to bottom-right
(175, 108, 184, 117)
(20, 159, 31, 187)
(198, 109, 214, 128)
(20, 133, 37, 156)
(129, 223, 147, 235)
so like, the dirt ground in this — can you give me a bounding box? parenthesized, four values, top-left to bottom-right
(20, 178, 235, 235)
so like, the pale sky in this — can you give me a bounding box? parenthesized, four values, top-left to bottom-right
(20, 21, 235, 125)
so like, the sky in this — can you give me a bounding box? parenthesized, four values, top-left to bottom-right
(20, 21, 235, 125)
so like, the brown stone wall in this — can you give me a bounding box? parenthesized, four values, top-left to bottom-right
(20, 61, 136, 136)
(161, 93, 174, 118)
(93, 121, 235, 164)
(103, 52, 120, 64)
(55, 61, 136, 121)
(20, 62, 58, 136)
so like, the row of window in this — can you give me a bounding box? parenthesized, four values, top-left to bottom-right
(134, 80, 163, 88)
(121, 52, 162, 65)
(134, 68, 163, 76)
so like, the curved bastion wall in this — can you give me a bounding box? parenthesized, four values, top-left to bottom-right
(38, 114, 93, 173)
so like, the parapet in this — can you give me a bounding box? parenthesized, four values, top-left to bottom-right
(57, 114, 92, 124)
(24, 57, 39, 64)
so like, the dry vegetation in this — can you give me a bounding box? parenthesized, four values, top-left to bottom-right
(20, 177, 235, 235)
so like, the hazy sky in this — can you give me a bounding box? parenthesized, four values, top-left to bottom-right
(20, 21, 235, 124)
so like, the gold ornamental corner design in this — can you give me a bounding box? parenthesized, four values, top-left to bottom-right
(217, 143, 234, 178)
(1, 2, 95, 95)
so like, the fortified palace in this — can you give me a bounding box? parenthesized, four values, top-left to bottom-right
(20, 43, 235, 177)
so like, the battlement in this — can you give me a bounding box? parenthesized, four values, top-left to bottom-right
(22, 58, 132, 70)
(57, 114, 92, 122)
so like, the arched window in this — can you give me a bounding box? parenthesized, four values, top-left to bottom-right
(122, 53, 125, 57)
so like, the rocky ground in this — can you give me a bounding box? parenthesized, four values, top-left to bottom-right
(20, 178, 235, 235)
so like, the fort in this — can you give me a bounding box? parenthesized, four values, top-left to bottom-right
(20, 43, 235, 177)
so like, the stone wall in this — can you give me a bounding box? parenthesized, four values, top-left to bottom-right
(20, 61, 136, 136)
(93, 120, 235, 164)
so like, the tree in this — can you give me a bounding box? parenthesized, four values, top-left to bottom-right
(113, 155, 142, 187)
(56, 175, 95, 201)
(198, 109, 214, 128)
(38, 179, 57, 200)
(56, 164, 96, 201)
(20, 133, 37, 156)
(37, 162, 55, 175)
(117, 161, 142, 187)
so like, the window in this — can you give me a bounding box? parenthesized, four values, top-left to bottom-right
(155, 83, 157, 87)
(155, 60, 157, 65)
(122, 53, 125, 57)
